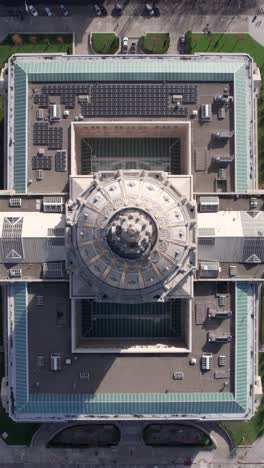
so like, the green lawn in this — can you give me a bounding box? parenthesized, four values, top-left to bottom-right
(0, 34, 72, 69)
(190, 33, 264, 185)
(141, 33, 170, 54)
(91, 33, 119, 54)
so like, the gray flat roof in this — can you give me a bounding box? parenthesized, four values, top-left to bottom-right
(27, 282, 233, 395)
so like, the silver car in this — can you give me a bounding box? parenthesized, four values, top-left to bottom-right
(28, 5, 38, 16)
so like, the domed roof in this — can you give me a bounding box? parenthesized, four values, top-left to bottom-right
(67, 171, 196, 303)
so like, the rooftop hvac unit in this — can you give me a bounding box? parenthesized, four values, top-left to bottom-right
(200, 104, 212, 121)
(199, 196, 219, 212)
(50, 353, 62, 371)
(208, 334, 232, 343)
(36, 169, 44, 181)
(173, 371, 184, 380)
(218, 295, 226, 306)
(36, 295, 44, 306)
(172, 94, 183, 103)
(229, 265, 237, 277)
(213, 155, 234, 163)
(78, 95, 90, 103)
(250, 197, 258, 209)
(36, 108, 44, 120)
(199, 261, 220, 278)
(201, 353, 212, 371)
(80, 372, 90, 380)
(218, 168, 226, 179)
(42, 262, 64, 279)
(214, 95, 229, 103)
(43, 196, 64, 213)
(218, 355, 226, 367)
(9, 268, 22, 278)
(207, 308, 232, 319)
(9, 198, 22, 208)
(213, 130, 234, 139)
(218, 107, 225, 119)
(37, 356, 45, 367)
(49, 104, 61, 122)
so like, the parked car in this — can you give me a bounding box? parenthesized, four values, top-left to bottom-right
(153, 4, 160, 16)
(130, 42, 137, 54)
(94, 4, 101, 16)
(113, 3, 122, 16)
(179, 34, 186, 53)
(28, 5, 38, 16)
(122, 37, 128, 53)
(44, 7, 52, 16)
(60, 4, 69, 16)
(145, 3, 154, 16)
(100, 5, 108, 16)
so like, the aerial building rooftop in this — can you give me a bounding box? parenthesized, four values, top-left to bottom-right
(0, 53, 262, 421)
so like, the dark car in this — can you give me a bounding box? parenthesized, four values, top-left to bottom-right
(153, 4, 160, 16)
(100, 5, 108, 16)
(130, 42, 137, 54)
(113, 3, 122, 16)
(178, 34, 186, 53)
(145, 3, 154, 16)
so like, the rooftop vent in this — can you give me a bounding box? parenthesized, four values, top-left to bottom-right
(80, 372, 90, 380)
(36, 108, 44, 120)
(213, 130, 234, 139)
(217, 107, 225, 119)
(250, 197, 258, 210)
(9, 198, 22, 208)
(43, 196, 64, 213)
(173, 371, 184, 380)
(9, 268, 22, 278)
(201, 353, 212, 371)
(199, 261, 220, 278)
(218, 355, 226, 367)
(36, 295, 44, 306)
(42, 262, 64, 279)
(213, 155, 234, 164)
(199, 196, 219, 212)
(50, 353, 62, 371)
(36, 169, 44, 181)
(37, 356, 45, 367)
(218, 295, 226, 306)
(200, 104, 212, 121)
(49, 104, 61, 122)
(229, 265, 237, 277)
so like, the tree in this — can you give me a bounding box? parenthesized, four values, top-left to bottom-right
(29, 36, 37, 45)
(57, 36, 64, 45)
(11, 35, 22, 46)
